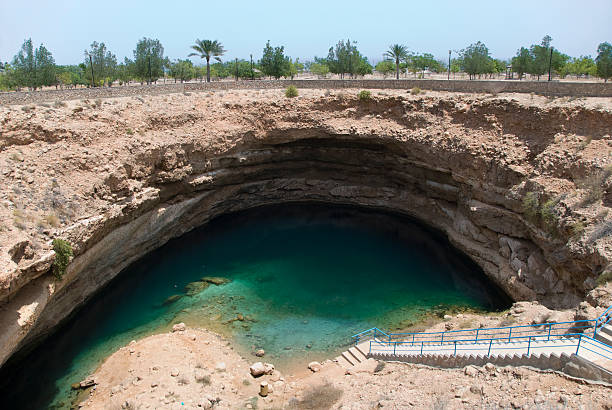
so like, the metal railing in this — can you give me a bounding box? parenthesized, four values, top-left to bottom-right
(352, 304, 612, 362)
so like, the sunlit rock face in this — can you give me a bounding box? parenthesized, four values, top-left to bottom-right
(0, 89, 610, 368)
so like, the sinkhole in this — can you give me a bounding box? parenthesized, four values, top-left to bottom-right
(0, 202, 511, 408)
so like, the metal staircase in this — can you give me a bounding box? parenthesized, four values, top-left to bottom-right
(345, 305, 612, 381)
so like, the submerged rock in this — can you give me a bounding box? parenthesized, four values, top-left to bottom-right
(201, 276, 232, 286)
(162, 294, 183, 306)
(184, 281, 210, 296)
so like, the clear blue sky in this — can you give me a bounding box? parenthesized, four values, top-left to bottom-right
(1, 0, 610, 65)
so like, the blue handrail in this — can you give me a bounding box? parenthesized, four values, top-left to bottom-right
(354, 303, 612, 362)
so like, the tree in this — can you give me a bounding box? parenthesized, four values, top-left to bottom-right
(512, 47, 532, 80)
(526, 36, 568, 80)
(10, 39, 57, 89)
(168, 59, 195, 83)
(459, 41, 493, 79)
(384, 44, 408, 80)
(11, 39, 36, 89)
(309, 62, 329, 78)
(375, 60, 395, 77)
(596, 42, 612, 82)
(133, 38, 165, 84)
(188, 39, 225, 82)
(323, 39, 369, 79)
(260, 41, 291, 79)
(84, 42, 117, 87)
(35, 44, 56, 87)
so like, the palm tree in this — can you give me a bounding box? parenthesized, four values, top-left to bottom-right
(384, 44, 408, 80)
(188, 39, 226, 82)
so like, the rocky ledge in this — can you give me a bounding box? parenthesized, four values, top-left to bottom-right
(0, 89, 611, 368)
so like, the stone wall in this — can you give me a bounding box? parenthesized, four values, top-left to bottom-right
(2, 79, 611, 105)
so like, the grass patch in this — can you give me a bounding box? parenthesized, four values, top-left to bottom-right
(285, 85, 298, 98)
(358, 90, 371, 101)
(500, 316, 517, 327)
(410, 87, 421, 95)
(287, 383, 343, 409)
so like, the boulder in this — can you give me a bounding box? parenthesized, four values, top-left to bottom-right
(263, 363, 275, 375)
(308, 361, 322, 372)
(184, 281, 210, 296)
(172, 322, 186, 332)
(250, 362, 266, 377)
(255, 349, 265, 357)
(215, 362, 226, 372)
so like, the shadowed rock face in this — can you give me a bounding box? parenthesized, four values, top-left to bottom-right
(0, 89, 610, 368)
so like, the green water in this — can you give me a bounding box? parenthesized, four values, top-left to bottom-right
(0, 204, 510, 409)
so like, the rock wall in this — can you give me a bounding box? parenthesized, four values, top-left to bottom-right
(0, 90, 610, 369)
(2, 78, 612, 105)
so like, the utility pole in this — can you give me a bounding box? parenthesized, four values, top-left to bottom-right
(89, 54, 95, 88)
(148, 56, 152, 85)
(235, 58, 239, 81)
(548, 48, 553, 82)
(448, 50, 451, 80)
(250, 54, 254, 80)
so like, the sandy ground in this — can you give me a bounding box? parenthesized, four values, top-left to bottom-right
(78, 302, 612, 409)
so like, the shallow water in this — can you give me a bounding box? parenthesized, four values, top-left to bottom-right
(0, 204, 511, 409)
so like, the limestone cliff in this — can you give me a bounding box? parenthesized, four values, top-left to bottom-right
(0, 89, 611, 367)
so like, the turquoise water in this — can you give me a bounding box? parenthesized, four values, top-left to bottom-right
(0, 204, 510, 409)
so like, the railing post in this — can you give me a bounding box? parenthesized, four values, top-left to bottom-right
(488, 339, 493, 357)
(441, 333, 444, 346)
(393, 342, 396, 356)
(454, 341, 457, 356)
(420, 341, 424, 355)
(527, 337, 532, 356)
(412, 334, 415, 346)
(475, 329, 479, 342)
(547, 324, 552, 341)
(508, 327, 512, 343)
(369, 341, 372, 354)
(575, 335, 582, 355)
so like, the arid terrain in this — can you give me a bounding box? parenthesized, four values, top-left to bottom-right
(1, 87, 612, 407)
(79, 304, 612, 409)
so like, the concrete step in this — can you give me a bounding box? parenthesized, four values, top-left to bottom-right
(600, 324, 612, 337)
(355, 343, 370, 358)
(349, 346, 367, 363)
(595, 331, 612, 347)
(342, 351, 358, 366)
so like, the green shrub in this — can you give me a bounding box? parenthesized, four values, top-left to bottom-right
(410, 87, 421, 95)
(358, 90, 371, 101)
(522, 192, 540, 223)
(596, 270, 612, 286)
(540, 198, 559, 232)
(52, 238, 73, 280)
(285, 85, 298, 98)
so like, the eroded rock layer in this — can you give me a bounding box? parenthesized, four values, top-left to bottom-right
(0, 89, 611, 367)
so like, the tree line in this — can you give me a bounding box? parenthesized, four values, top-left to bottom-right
(1, 35, 611, 91)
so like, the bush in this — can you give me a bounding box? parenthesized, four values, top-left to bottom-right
(596, 270, 612, 286)
(522, 191, 540, 223)
(285, 85, 298, 98)
(540, 198, 559, 233)
(358, 90, 371, 101)
(52, 238, 73, 280)
(410, 87, 421, 95)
